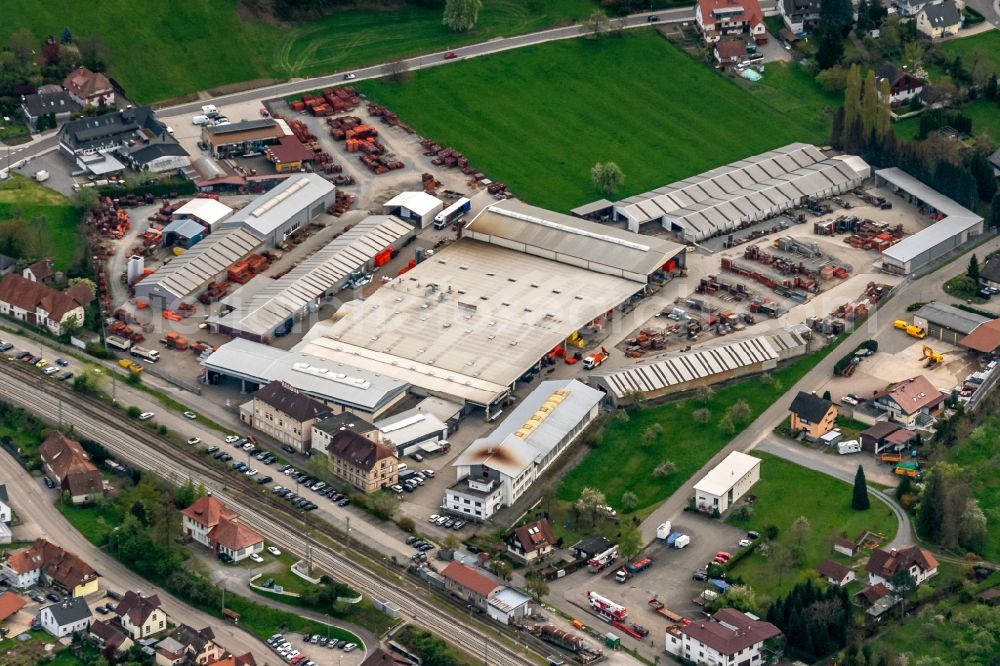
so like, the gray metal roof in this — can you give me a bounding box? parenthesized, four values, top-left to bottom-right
(200, 338, 409, 413)
(466, 200, 684, 281)
(136, 226, 263, 303)
(204, 119, 278, 135)
(162, 218, 205, 239)
(915, 302, 990, 335)
(877, 168, 983, 265)
(228, 173, 334, 238)
(208, 215, 413, 337)
(608, 144, 870, 240)
(43, 598, 92, 626)
(453, 380, 603, 478)
(592, 333, 802, 399)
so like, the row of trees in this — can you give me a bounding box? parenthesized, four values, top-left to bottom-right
(915, 462, 988, 553)
(766, 579, 851, 662)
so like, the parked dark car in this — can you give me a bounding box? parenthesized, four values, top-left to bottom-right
(42, 477, 56, 489)
(219, 553, 234, 564)
(282, 445, 296, 454)
(46, 593, 61, 603)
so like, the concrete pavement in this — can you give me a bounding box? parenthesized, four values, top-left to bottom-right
(0, 447, 269, 664)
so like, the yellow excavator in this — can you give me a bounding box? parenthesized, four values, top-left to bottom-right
(921, 345, 944, 367)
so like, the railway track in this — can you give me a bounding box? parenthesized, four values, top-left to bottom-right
(0, 364, 537, 666)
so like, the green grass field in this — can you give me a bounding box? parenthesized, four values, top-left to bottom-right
(1, 0, 600, 104)
(360, 30, 837, 211)
(558, 343, 838, 512)
(894, 99, 1000, 146)
(0, 174, 83, 271)
(939, 30, 1000, 84)
(726, 452, 898, 598)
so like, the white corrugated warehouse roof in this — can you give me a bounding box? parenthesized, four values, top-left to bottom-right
(200, 337, 408, 413)
(136, 226, 263, 303)
(383, 191, 444, 217)
(609, 144, 870, 240)
(374, 407, 448, 447)
(453, 380, 604, 478)
(228, 173, 334, 238)
(294, 239, 646, 406)
(173, 198, 233, 227)
(877, 168, 983, 265)
(592, 335, 784, 399)
(208, 215, 413, 338)
(693, 451, 761, 496)
(466, 200, 684, 280)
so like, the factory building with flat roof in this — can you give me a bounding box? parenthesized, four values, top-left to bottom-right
(294, 200, 685, 413)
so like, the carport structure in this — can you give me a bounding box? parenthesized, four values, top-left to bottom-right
(604, 144, 870, 241)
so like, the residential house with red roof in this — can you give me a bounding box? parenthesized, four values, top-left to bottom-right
(115, 590, 167, 639)
(155, 624, 220, 665)
(865, 546, 938, 589)
(0, 538, 100, 597)
(440, 561, 532, 625)
(207, 653, 257, 666)
(39, 432, 105, 505)
(818, 559, 856, 586)
(870, 375, 946, 427)
(665, 608, 781, 664)
(507, 518, 557, 563)
(0, 273, 93, 335)
(63, 67, 115, 108)
(180, 495, 263, 562)
(89, 619, 134, 660)
(0, 590, 27, 625)
(695, 0, 767, 44)
(23, 258, 54, 284)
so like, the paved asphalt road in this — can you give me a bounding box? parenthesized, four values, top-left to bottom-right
(639, 234, 1000, 549)
(2, 7, 694, 169)
(0, 447, 269, 664)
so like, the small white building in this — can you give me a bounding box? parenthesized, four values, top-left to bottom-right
(39, 598, 92, 638)
(665, 608, 781, 665)
(693, 451, 761, 514)
(171, 198, 234, 232)
(0, 484, 10, 524)
(487, 587, 533, 626)
(375, 408, 449, 458)
(383, 191, 444, 229)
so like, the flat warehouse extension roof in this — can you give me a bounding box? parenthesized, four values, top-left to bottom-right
(136, 226, 264, 302)
(694, 451, 761, 496)
(467, 200, 684, 280)
(209, 215, 413, 338)
(201, 338, 408, 413)
(294, 239, 646, 406)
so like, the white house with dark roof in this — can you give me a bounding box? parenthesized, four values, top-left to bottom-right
(917, 0, 962, 37)
(665, 608, 781, 664)
(39, 598, 92, 638)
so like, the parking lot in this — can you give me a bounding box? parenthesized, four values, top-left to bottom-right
(548, 514, 746, 661)
(265, 631, 365, 666)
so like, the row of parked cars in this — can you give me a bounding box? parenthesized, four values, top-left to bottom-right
(266, 633, 356, 665)
(427, 514, 466, 530)
(10, 349, 73, 380)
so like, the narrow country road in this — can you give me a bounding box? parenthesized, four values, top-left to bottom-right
(0, 448, 269, 664)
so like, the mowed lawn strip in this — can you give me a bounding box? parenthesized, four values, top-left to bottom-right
(939, 30, 1000, 83)
(360, 30, 836, 211)
(0, 0, 597, 104)
(558, 344, 837, 511)
(0, 174, 82, 271)
(726, 451, 898, 598)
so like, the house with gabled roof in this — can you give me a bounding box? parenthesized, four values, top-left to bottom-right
(1, 538, 100, 597)
(876, 63, 925, 106)
(818, 559, 856, 586)
(917, 0, 962, 37)
(89, 619, 134, 659)
(507, 518, 557, 563)
(865, 546, 939, 589)
(695, 0, 768, 44)
(63, 67, 114, 108)
(870, 375, 946, 427)
(240, 380, 330, 452)
(39, 431, 105, 504)
(0, 273, 94, 336)
(665, 608, 781, 664)
(180, 494, 264, 562)
(789, 391, 838, 440)
(115, 590, 167, 639)
(39, 597, 92, 638)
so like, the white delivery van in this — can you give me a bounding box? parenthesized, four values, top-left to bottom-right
(192, 115, 209, 126)
(201, 104, 219, 116)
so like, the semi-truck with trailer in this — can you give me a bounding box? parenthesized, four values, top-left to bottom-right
(106, 335, 133, 352)
(130, 346, 161, 363)
(433, 197, 471, 229)
(614, 557, 652, 583)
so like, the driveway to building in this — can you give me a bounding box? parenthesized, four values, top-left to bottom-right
(0, 448, 269, 664)
(637, 234, 1000, 548)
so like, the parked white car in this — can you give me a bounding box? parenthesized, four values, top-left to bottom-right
(248, 553, 264, 563)
(267, 546, 281, 556)
(138, 412, 155, 421)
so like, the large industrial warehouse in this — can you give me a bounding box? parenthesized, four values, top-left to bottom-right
(134, 225, 264, 310)
(876, 168, 984, 275)
(200, 337, 409, 418)
(589, 329, 810, 406)
(294, 201, 685, 412)
(208, 215, 415, 341)
(595, 143, 870, 241)
(226, 173, 336, 247)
